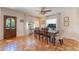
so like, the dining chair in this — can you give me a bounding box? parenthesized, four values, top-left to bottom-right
(55, 30, 64, 46)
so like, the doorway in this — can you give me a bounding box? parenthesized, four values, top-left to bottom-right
(28, 21, 35, 35)
(4, 15, 17, 39)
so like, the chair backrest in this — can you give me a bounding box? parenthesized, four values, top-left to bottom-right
(58, 30, 64, 38)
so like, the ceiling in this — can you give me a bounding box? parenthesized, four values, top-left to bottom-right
(7, 7, 72, 17)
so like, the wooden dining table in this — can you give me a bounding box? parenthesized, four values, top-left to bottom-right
(34, 28, 59, 45)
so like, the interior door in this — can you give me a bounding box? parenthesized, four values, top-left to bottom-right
(4, 15, 16, 39)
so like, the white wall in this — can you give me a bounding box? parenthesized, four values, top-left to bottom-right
(0, 8, 3, 40)
(0, 8, 26, 40)
(24, 15, 38, 35)
(60, 8, 79, 41)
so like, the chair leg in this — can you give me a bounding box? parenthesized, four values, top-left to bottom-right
(53, 39, 56, 45)
(49, 37, 51, 43)
(48, 37, 51, 44)
(52, 37, 56, 45)
(47, 38, 49, 44)
(42, 35, 43, 41)
(39, 34, 40, 40)
(35, 34, 37, 38)
(45, 36, 48, 44)
(59, 39, 63, 45)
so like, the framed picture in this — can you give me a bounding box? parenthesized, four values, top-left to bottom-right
(20, 19, 24, 23)
(64, 16, 69, 26)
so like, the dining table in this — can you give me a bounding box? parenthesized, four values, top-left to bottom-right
(34, 28, 59, 45)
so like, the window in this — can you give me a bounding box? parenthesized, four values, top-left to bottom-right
(6, 17, 15, 29)
(6, 18, 11, 29)
(46, 19, 56, 25)
(11, 18, 15, 29)
(46, 19, 57, 30)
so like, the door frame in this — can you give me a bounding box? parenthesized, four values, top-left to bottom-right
(4, 15, 17, 39)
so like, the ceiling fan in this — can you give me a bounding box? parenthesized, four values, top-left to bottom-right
(40, 7, 52, 15)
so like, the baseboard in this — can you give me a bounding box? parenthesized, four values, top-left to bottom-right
(0, 35, 27, 41)
(16, 35, 26, 38)
(63, 37, 79, 42)
(63, 31, 79, 41)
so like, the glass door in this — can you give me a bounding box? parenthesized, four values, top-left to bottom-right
(4, 15, 16, 39)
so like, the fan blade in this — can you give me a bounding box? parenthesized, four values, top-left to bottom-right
(40, 7, 45, 13)
(41, 11, 45, 15)
(40, 7, 51, 15)
(41, 7, 45, 11)
(44, 10, 51, 12)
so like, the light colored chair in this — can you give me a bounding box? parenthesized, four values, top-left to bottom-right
(55, 30, 64, 46)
